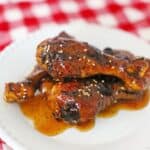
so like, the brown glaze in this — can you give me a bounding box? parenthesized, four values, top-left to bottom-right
(36, 32, 150, 90)
(19, 94, 94, 135)
(5, 75, 146, 124)
(20, 94, 70, 136)
(99, 89, 149, 118)
(4, 32, 150, 136)
(19, 90, 149, 136)
(42, 77, 144, 124)
(4, 82, 35, 103)
(4, 66, 48, 103)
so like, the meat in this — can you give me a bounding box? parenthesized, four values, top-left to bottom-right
(26, 65, 49, 87)
(4, 66, 48, 102)
(4, 70, 143, 123)
(36, 32, 150, 90)
(4, 82, 34, 103)
(4, 32, 150, 125)
(41, 76, 143, 124)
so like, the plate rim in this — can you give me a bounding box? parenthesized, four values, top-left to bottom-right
(0, 21, 150, 150)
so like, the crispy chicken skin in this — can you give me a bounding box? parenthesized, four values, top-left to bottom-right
(4, 66, 48, 102)
(36, 32, 150, 90)
(4, 82, 34, 103)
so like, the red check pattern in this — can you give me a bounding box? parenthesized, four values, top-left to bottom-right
(0, 0, 150, 149)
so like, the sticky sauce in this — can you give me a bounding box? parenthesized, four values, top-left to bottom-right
(19, 90, 149, 136)
(20, 94, 94, 135)
(20, 94, 70, 136)
(98, 90, 149, 118)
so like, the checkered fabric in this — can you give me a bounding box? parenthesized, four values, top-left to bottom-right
(0, 0, 150, 149)
(0, 0, 150, 51)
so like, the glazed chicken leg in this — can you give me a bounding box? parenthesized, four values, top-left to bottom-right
(36, 32, 150, 90)
(4, 66, 48, 102)
(41, 76, 143, 124)
(4, 32, 150, 125)
(4, 68, 143, 124)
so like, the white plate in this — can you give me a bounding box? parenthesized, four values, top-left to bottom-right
(0, 22, 150, 150)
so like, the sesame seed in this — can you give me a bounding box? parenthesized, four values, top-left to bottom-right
(100, 94, 104, 98)
(97, 91, 100, 94)
(68, 56, 72, 60)
(46, 45, 50, 52)
(23, 92, 27, 95)
(60, 44, 63, 47)
(113, 99, 117, 103)
(60, 63, 65, 68)
(58, 50, 63, 53)
(101, 80, 105, 83)
(45, 59, 49, 64)
(83, 91, 88, 95)
(84, 93, 88, 96)
(22, 95, 26, 99)
(119, 67, 124, 72)
(120, 86, 125, 90)
(83, 56, 86, 59)
(20, 83, 24, 87)
(87, 59, 90, 62)
(83, 48, 87, 52)
(23, 88, 27, 92)
(92, 63, 96, 66)
(94, 84, 97, 87)
(109, 60, 112, 63)
(111, 66, 115, 69)
(90, 83, 93, 87)
(132, 80, 136, 84)
(93, 79, 98, 83)
(88, 89, 91, 92)
(115, 91, 118, 95)
(78, 90, 81, 92)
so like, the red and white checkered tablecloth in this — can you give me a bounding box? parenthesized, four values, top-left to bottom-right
(0, 0, 150, 149)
